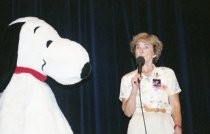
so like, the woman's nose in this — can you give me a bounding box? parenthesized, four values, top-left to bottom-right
(139, 47, 144, 53)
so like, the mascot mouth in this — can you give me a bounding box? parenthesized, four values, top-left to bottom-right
(42, 59, 46, 71)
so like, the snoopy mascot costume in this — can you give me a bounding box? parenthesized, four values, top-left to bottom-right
(0, 17, 91, 134)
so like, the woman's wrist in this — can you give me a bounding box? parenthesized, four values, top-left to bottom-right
(174, 124, 182, 129)
(130, 89, 138, 96)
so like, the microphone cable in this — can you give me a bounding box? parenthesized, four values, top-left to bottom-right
(136, 56, 147, 134)
(138, 80, 147, 134)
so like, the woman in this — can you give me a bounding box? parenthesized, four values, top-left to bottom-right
(119, 33, 182, 134)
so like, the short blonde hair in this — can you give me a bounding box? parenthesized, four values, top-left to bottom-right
(130, 32, 163, 63)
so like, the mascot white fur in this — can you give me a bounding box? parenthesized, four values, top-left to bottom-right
(0, 17, 91, 134)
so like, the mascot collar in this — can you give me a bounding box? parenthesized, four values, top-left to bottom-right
(15, 67, 47, 82)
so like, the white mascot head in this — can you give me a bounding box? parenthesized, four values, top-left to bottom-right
(0, 17, 91, 134)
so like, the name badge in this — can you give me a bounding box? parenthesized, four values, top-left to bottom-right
(152, 79, 161, 88)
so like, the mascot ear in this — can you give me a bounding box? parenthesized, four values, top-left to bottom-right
(0, 22, 25, 92)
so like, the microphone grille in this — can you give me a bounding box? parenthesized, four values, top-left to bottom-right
(136, 56, 145, 65)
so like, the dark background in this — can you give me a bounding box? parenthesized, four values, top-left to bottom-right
(0, 0, 210, 134)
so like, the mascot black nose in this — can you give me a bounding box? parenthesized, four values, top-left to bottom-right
(81, 62, 91, 79)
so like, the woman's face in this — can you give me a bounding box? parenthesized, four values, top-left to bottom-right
(135, 41, 156, 64)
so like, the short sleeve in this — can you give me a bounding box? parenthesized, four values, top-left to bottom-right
(165, 68, 181, 96)
(119, 76, 132, 101)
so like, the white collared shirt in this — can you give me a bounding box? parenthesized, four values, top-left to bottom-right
(119, 66, 181, 114)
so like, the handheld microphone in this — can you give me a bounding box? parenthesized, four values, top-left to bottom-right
(136, 56, 145, 75)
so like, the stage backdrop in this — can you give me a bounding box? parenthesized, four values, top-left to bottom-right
(0, 0, 209, 134)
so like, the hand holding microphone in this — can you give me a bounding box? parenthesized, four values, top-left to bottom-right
(131, 56, 145, 91)
(131, 73, 141, 91)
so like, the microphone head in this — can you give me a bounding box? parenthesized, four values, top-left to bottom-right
(136, 56, 145, 66)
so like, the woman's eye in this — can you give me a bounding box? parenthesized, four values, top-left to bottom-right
(143, 45, 149, 49)
(46, 40, 53, 48)
(136, 46, 140, 49)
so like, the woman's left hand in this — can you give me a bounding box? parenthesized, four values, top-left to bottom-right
(174, 127, 182, 134)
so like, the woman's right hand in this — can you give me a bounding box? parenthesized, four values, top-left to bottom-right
(131, 73, 141, 92)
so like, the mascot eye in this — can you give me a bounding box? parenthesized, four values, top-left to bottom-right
(34, 26, 40, 33)
(46, 40, 53, 48)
